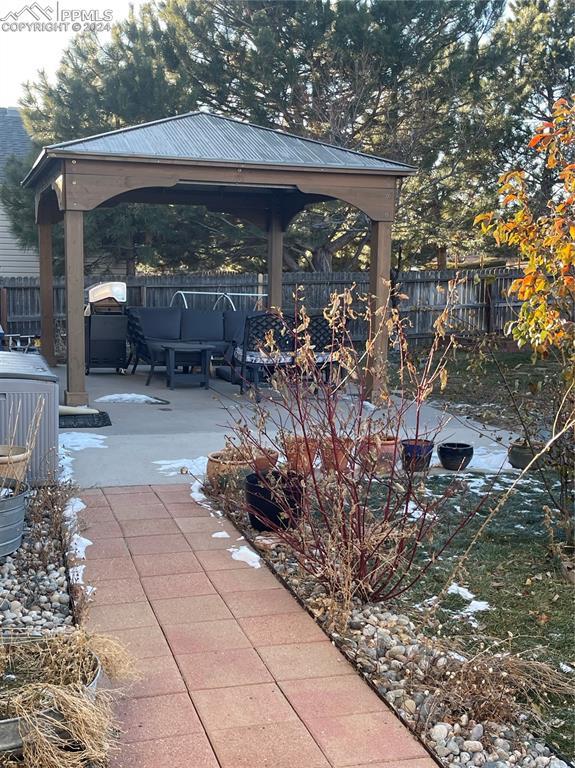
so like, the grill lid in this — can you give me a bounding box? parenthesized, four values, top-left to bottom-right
(86, 282, 127, 305)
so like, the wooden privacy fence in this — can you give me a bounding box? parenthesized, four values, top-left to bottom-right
(0, 267, 522, 341)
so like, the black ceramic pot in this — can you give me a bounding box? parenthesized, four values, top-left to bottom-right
(401, 439, 434, 472)
(437, 442, 474, 471)
(245, 471, 302, 532)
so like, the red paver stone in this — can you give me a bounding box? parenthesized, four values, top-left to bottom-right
(164, 619, 251, 655)
(84, 557, 139, 582)
(209, 720, 331, 768)
(119, 518, 180, 537)
(279, 675, 385, 721)
(192, 682, 298, 732)
(164, 501, 211, 517)
(112, 732, 219, 768)
(208, 567, 281, 593)
(112, 504, 171, 521)
(85, 537, 129, 560)
(304, 712, 428, 766)
(173, 516, 234, 534)
(178, 648, 272, 690)
(141, 572, 215, 600)
(222, 588, 302, 618)
(151, 594, 232, 625)
(185, 532, 241, 551)
(258, 642, 354, 681)
(78, 507, 116, 524)
(82, 519, 123, 540)
(105, 625, 171, 660)
(87, 602, 157, 632)
(126, 533, 191, 555)
(91, 578, 147, 605)
(132, 551, 203, 576)
(238, 612, 326, 646)
(121, 655, 187, 699)
(194, 549, 255, 570)
(109, 494, 163, 510)
(80, 488, 106, 500)
(116, 692, 203, 742)
(104, 485, 156, 496)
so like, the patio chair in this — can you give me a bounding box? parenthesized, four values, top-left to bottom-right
(233, 313, 295, 396)
(127, 307, 182, 385)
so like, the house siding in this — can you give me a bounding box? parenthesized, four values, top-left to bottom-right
(0, 107, 38, 278)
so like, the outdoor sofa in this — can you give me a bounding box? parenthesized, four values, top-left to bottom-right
(126, 306, 333, 389)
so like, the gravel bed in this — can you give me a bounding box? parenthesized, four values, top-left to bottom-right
(0, 491, 74, 635)
(238, 524, 572, 768)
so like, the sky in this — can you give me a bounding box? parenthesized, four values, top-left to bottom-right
(0, 0, 147, 106)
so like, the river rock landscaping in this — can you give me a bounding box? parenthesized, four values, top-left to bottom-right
(0, 485, 75, 635)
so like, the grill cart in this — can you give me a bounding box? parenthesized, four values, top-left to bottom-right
(84, 282, 128, 374)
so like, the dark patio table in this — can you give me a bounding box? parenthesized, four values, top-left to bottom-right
(162, 343, 215, 389)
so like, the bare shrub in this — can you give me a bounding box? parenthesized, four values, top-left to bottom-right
(216, 283, 490, 627)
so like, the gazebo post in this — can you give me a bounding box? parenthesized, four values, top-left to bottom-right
(367, 219, 392, 400)
(38, 222, 56, 366)
(63, 210, 88, 406)
(267, 209, 283, 309)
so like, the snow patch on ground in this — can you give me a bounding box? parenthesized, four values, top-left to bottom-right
(153, 456, 208, 477)
(95, 393, 164, 404)
(69, 534, 93, 560)
(69, 565, 86, 585)
(463, 599, 491, 615)
(64, 497, 86, 524)
(212, 531, 230, 538)
(228, 546, 261, 569)
(470, 445, 511, 473)
(447, 582, 475, 601)
(59, 433, 107, 481)
(560, 662, 574, 673)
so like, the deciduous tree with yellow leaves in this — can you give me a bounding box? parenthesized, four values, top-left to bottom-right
(476, 97, 574, 555)
(476, 96, 575, 356)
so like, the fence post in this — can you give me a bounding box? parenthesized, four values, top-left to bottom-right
(484, 277, 493, 334)
(141, 284, 147, 307)
(0, 288, 7, 333)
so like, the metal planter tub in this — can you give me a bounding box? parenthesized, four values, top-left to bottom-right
(0, 644, 101, 755)
(0, 478, 28, 558)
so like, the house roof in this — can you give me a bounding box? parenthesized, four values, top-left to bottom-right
(0, 108, 32, 182)
(31, 111, 415, 176)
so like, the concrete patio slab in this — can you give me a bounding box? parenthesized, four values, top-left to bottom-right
(56, 365, 515, 488)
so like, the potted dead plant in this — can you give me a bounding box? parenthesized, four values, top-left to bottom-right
(0, 630, 134, 763)
(206, 440, 278, 485)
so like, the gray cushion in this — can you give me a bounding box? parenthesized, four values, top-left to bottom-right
(181, 310, 224, 342)
(133, 307, 182, 340)
(224, 311, 250, 344)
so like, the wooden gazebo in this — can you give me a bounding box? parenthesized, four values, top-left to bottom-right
(23, 112, 415, 405)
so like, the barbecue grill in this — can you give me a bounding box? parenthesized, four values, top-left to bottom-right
(84, 282, 128, 373)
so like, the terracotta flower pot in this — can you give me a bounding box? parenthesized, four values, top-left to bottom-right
(320, 437, 354, 473)
(206, 449, 278, 485)
(358, 434, 398, 474)
(282, 435, 319, 474)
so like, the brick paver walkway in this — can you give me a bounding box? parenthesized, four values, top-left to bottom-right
(79, 484, 437, 768)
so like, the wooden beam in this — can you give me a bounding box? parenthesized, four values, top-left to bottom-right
(63, 210, 88, 406)
(267, 209, 283, 309)
(38, 223, 56, 366)
(367, 220, 392, 401)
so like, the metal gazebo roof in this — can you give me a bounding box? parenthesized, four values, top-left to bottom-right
(25, 112, 415, 185)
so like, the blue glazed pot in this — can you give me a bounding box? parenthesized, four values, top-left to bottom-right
(401, 439, 434, 472)
(438, 442, 474, 471)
